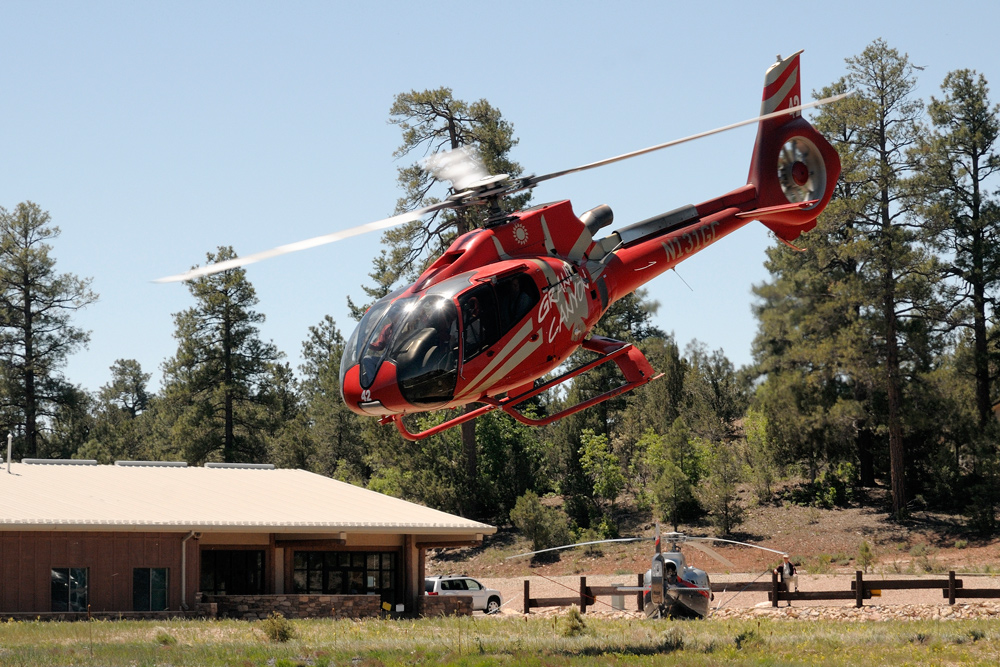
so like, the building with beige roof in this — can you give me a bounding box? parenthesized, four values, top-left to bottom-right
(0, 459, 494, 618)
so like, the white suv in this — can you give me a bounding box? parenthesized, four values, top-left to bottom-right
(425, 575, 502, 614)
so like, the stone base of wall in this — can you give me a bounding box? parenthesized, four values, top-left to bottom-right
(419, 594, 473, 617)
(0, 610, 205, 622)
(206, 594, 382, 620)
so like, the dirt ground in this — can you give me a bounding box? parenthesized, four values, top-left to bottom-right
(427, 486, 1000, 614)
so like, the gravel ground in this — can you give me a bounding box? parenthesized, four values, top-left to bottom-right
(477, 572, 1000, 619)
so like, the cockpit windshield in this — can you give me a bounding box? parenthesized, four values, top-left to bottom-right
(341, 292, 459, 407)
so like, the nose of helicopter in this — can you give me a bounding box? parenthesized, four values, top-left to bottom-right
(340, 362, 404, 417)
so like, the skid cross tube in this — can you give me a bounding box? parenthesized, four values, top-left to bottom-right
(390, 337, 659, 440)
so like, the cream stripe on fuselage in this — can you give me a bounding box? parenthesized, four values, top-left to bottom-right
(459, 318, 542, 400)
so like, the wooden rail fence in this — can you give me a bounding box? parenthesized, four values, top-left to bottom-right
(523, 575, 646, 614)
(521, 570, 1000, 614)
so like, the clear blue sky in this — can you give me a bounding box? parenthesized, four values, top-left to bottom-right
(2, 1, 997, 395)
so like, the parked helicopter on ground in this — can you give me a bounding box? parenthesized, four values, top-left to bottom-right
(158, 51, 844, 441)
(509, 524, 786, 619)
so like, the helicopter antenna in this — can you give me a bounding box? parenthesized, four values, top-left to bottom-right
(672, 268, 694, 291)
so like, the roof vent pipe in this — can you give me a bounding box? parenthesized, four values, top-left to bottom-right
(115, 460, 188, 467)
(6, 433, 11, 474)
(204, 462, 275, 470)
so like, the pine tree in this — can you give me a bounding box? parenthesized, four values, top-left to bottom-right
(911, 69, 1000, 428)
(78, 359, 154, 463)
(160, 247, 282, 463)
(0, 202, 97, 458)
(752, 40, 937, 517)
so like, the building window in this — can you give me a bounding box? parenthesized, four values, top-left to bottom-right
(293, 551, 397, 605)
(133, 568, 168, 611)
(51, 568, 88, 612)
(200, 550, 264, 595)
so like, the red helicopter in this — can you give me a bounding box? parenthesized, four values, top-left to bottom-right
(159, 51, 843, 441)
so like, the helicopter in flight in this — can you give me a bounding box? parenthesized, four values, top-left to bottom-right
(508, 524, 787, 619)
(159, 51, 843, 441)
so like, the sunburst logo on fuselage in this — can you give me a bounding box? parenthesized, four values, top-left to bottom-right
(513, 222, 529, 245)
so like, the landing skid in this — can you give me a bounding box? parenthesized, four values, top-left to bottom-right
(387, 335, 661, 441)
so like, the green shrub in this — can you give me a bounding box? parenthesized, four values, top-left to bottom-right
(814, 462, 855, 508)
(559, 607, 586, 637)
(660, 626, 685, 652)
(858, 540, 875, 572)
(734, 628, 761, 650)
(154, 627, 177, 646)
(511, 491, 572, 552)
(261, 611, 296, 643)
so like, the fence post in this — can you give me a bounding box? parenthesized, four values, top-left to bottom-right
(855, 571, 864, 608)
(523, 580, 530, 614)
(636, 573, 644, 612)
(771, 569, 779, 607)
(948, 571, 956, 605)
(579, 576, 587, 613)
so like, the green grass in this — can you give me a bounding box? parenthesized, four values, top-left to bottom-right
(1, 614, 999, 666)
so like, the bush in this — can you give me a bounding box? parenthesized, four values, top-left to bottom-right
(154, 627, 177, 646)
(559, 607, 586, 637)
(660, 626, 685, 652)
(510, 491, 572, 552)
(734, 628, 761, 650)
(814, 462, 855, 508)
(261, 611, 296, 643)
(858, 540, 875, 572)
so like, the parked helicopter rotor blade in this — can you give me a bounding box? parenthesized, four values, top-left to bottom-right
(506, 536, 649, 560)
(153, 200, 455, 283)
(683, 540, 736, 569)
(690, 536, 787, 557)
(519, 92, 852, 189)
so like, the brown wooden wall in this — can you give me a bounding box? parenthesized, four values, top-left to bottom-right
(0, 531, 194, 614)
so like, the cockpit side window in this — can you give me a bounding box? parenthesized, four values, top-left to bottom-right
(496, 273, 540, 334)
(459, 285, 499, 362)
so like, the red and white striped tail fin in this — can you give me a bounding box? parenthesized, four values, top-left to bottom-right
(746, 51, 841, 243)
(760, 51, 804, 120)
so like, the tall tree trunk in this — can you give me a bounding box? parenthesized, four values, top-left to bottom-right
(883, 257, 906, 518)
(972, 228, 991, 428)
(223, 315, 235, 462)
(22, 286, 36, 459)
(885, 316, 906, 518)
(461, 413, 477, 517)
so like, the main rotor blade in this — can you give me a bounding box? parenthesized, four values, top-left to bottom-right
(153, 200, 455, 283)
(506, 536, 649, 560)
(684, 540, 735, 569)
(523, 92, 852, 188)
(692, 537, 787, 557)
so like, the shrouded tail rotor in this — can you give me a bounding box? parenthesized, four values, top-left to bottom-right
(777, 136, 827, 204)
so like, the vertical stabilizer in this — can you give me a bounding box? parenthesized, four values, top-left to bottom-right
(746, 52, 841, 242)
